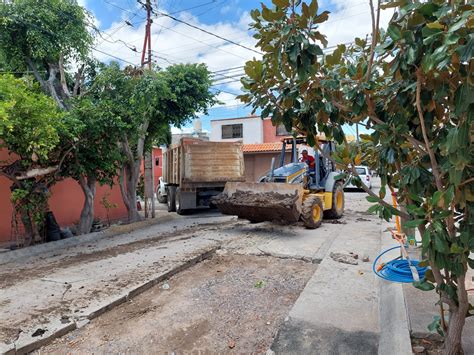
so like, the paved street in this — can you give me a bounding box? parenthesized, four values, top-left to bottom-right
(0, 179, 472, 354)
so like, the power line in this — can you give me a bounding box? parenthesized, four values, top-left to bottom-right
(153, 10, 262, 55)
(152, 22, 249, 60)
(92, 47, 139, 65)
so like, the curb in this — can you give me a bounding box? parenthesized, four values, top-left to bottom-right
(0, 215, 176, 265)
(378, 280, 413, 355)
(2, 246, 219, 355)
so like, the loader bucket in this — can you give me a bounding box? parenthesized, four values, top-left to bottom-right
(213, 182, 304, 224)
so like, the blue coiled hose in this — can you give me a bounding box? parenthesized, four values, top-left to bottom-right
(373, 245, 428, 283)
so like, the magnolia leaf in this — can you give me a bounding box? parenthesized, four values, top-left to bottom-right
(426, 21, 444, 29)
(387, 24, 402, 41)
(313, 10, 330, 24)
(380, 1, 401, 10)
(272, 0, 289, 8)
(366, 196, 379, 203)
(413, 280, 435, 291)
(403, 219, 425, 228)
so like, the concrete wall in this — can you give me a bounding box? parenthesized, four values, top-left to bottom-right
(0, 148, 130, 245)
(210, 117, 263, 144)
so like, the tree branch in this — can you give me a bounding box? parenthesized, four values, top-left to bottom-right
(47, 64, 66, 110)
(416, 70, 443, 192)
(366, 0, 381, 82)
(58, 54, 71, 99)
(73, 64, 85, 97)
(26, 58, 47, 92)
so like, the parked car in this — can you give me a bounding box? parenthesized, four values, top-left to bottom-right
(346, 165, 372, 190)
(156, 177, 167, 203)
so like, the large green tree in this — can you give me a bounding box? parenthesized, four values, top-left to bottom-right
(0, 74, 77, 243)
(86, 63, 216, 222)
(240, 0, 473, 353)
(0, 0, 93, 109)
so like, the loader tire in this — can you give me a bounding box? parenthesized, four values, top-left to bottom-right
(301, 196, 323, 229)
(167, 186, 176, 212)
(324, 181, 344, 219)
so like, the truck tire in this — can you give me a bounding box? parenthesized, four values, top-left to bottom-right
(175, 188, 187, 215)
(301, 195, 323, 229)
(167, 186, 176, 212)
(324, 181, 344, 219)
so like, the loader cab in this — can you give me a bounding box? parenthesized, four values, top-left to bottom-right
(279, 137, 336, 190)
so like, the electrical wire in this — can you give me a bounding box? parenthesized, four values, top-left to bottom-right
(153, 10, 262, 55)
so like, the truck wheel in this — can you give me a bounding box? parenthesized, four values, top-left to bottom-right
(301, 196, 323, 229)
(167, 186, 176, 212)
(324, 182, 344, 219)
(175, 188, 187, 215)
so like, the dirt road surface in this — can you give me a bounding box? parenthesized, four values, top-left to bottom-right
(1, 182, 392, 354)
(39, 255, 316, 354)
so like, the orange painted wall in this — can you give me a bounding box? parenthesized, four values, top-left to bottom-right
(139, 147, 163, 189)
(263, 118, 291, 143)
(0, 148, 128, 245)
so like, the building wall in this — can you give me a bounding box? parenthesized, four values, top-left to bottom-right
(244, 151, 293, 182)
(262, 118, 291, 143)
(210, 116, 263, 144)
(0, 149, 128, 245)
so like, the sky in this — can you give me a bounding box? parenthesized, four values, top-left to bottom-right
(79, 0, 395, 137)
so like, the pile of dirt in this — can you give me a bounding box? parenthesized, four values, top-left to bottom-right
(213, 190, 300, 223)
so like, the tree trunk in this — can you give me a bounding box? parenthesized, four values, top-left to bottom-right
(444, 274, 469, 355)
(78, 175, 97, 235)
(119, 161, 141, 223)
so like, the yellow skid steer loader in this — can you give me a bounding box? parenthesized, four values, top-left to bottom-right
(213, 137, 344, 229)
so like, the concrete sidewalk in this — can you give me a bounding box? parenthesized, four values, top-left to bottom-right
(0, 213, 240, 354)
(270, 197, 385, 354)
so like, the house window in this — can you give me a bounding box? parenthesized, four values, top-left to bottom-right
(276, 124, 290, 136)
(155, 157, 160, 166)
(222, 124, 243, 139)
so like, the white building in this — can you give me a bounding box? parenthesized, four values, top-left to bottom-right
(210, 115, 264, 144)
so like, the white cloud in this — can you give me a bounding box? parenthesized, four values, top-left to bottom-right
(85, 1, 394, 118)
(319, 0, 394, 47)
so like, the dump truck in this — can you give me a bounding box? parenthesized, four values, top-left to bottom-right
(213, 137, 344, 229)
(162, 138, 245, 214)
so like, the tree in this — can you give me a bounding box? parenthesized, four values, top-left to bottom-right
(0, 74, 77, 243)
(86, 63, 216, 222)
(64, 96, 124, 234)
(0, 0, 93, 109)
(239, 0, 473, 353)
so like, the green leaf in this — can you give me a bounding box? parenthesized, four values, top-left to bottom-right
(367, 205, 379, 214)
(432, 191, 443, 207)
(450, 243, 465, 254)
(366, 196, 380, 203)
(422, 229, 431, 251)
(403, 219, 425, 228)
(424, 269, 436, 283)
(334, 172, 347, 180)
(387, 24, 402, 41)
(413, 280, 435, 291)
(434, 233, 450, 254)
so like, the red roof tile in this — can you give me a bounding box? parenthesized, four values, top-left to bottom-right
(242, 142, 282, 153)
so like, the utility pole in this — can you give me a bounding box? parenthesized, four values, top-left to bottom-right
(141, 0, 155, 218)
(356, 124, 360, 143)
